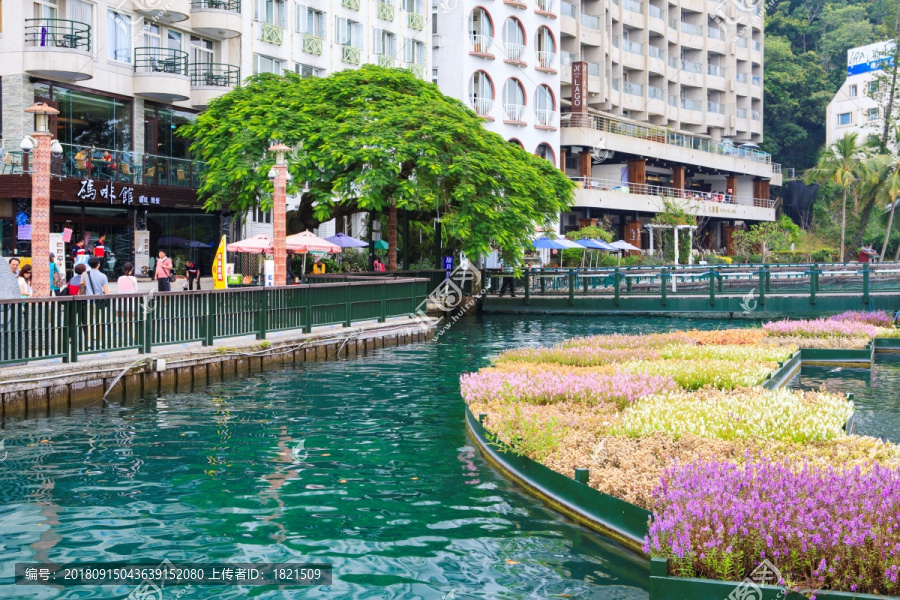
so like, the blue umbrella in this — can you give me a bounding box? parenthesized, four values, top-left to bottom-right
(575, 239, 606, 249)
(592, 239, 619, 251)
(325, 232, 368, 248)
(531, 237, 569, 250)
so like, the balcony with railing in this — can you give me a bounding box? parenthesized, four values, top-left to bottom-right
(505, 42, 526, 63)
(535, 109, 556, 128)
(680, 97, 702, 111)
(648, 45, 663, 59)
(378, 1, 395, 20)
(680, 21, 702, 35)
(623, 0, 641, 12)
(580, 12, 600, 29)
(568, 176, 775, 210)
(303, 34, 323, 55)
(648, 3, 662, 18)
(623, 81, 643, 96)
(707, 64, 725, 77)
(133, 47, 190, 102)
(408, 63, 425, 78)
(622, 39, 643, 54)
(611, 77, 620, 91)
(190, 0, 241, 39)
(736, 72, 747, 83)
(189, 62, 240, 108)
(736, 107, 747, 119)
(588, 62, 600, 76)
(470, 96, 494, 118)
(22, 141, 209, 189)
(751, 75, 761, 87)
(24, 18, 94, 82)
(648, 85, 664, 100)
(260, 22, 284, 44)
(470, 34, 494, 57)
(134, 0, 190, 24)
(670, 56, 702, 74)
(752, 40, 761, 52)
(668, 95, 677, 107)
(342, 0, 361, 8)
(503, 103, 525, 123)
(378, 54, 396, 67)
(407, 12, 425, 29)
(536, 0, 556, 17)
(707, 100, 724, 114)
(536, 50, 557, 72)
(561, 1, 575, 17)
(342, 45, 361, 64)
(751, 110, 761, 121)
(707, 24, 723, 40)
(736, 36, 747, 48)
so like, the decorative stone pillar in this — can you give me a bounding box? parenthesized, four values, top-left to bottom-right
(268, 142, 290, 287)
(26, 101, 60, 297)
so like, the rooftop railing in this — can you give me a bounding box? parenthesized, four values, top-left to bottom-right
(568, 176, 775, 208)
(188, 62, 240, 87)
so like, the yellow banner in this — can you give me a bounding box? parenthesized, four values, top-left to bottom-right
(213, 235, 227, 289)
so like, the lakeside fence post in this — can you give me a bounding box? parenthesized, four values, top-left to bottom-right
(568, 269, 575, 306)
(582, 269, 589, 294)
(304, 286, 313, 333)
(344, 283, 352, 327)
(717, 268, 723, 293)
(765, 265, 771, 293)
(524, 270, 531, 305)
(258, 289, 268, 340)
(540, 270, 546, 294)
(614, 268, 620, 307)
(204, 291, 215, 346)
(66, 300, 77, 363)
(660, 268, 667, 307)
(810, 264, 818, 305)
(708, 267, 715, 306)
(758, 267, 766, 307)
(863, 262, 870, 307)
(141, 296, 152, 356)
(379, 281, 387, 323)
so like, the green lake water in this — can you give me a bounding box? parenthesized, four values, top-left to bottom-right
(1, 314, 895, 599)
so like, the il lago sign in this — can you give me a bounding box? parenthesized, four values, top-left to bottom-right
(847, 40, 895, 76)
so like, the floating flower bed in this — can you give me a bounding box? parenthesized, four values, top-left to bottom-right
(463, 312, 900, 596)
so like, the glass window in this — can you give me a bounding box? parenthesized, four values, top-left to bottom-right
(868, 107, 880, 121)
(503, 78, 524, 106)
(503, 18, 524, 46)
(69, 0, 93, 34)
(296, 5, 324, 36)
(144, 104, 197, 158)
(402, 0, 421, 13)
(107, 10, 132, 62)
(190, 35, 214, 64)
(468, 7, 492, 38)
(535, 84, 554, 111)
(167, 29, 182, 51)
(295, 63, 322, 77)
(469, 70, 493, 99)
(143, 22, 160, 59)
(838, 112, 852, 126)
(34, 0, 57, 19)
(535, 143, 554, 163)
(254, 53, 282, 74)
(536, 25, 555, 53)
(848, 84, 857, 97)
(402, 38, 424, 63)
(146, 213, 219, 277)
(335, 18, 363, 47)
(374, 29, 396, 55)
(869, 80, 879, 95)
(39, 84, 133, 151)
(255, 0, 284, 25)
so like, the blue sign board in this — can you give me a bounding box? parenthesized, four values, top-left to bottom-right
(847, 56, 894, 76)
(443, 256, 454, 271)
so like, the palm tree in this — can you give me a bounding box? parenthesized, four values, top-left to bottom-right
(804, 132, 868, 262)
(863, 123, 900, 261)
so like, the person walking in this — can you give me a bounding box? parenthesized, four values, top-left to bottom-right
(155, 250, 173, 292)
(94, 234, 107, 273)
(72, 239, 89, 267)
(7, 257, 20, 276)
(17, 264, 33, 298)
(186, 259, 201, 290)
(49, 253, 63, 296)
(68, 263, 86, 296)
(83, 257, 109, 349)
(117, 262, 138, 293)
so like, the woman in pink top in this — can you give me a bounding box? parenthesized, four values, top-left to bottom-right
(118, 262, 138, 293)
(156, 250, 173, 292)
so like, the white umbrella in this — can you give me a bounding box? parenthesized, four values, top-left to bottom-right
(611, 240, 641, 252)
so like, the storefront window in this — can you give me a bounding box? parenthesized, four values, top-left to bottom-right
(34, 82, 133, 151)
(145, 212, 217, 275)
(50, 204, 133, 277)
(144, 104, 197, 159)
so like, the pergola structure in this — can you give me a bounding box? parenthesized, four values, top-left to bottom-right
(644, 223, 698, 268)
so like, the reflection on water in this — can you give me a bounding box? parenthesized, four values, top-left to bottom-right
(0, 315, 764, 599)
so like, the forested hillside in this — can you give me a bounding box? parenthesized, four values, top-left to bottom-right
(763, 0, 898, 171)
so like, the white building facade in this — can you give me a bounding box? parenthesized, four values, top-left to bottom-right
(826, 40, 895, 146)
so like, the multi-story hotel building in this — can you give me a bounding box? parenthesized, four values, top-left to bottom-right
(826, 40, 895, 147)
(556, 0, 781, 251)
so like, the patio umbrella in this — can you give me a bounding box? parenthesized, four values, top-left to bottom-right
(611, 240, 641, 252)
(531, 237, 569, 250)
(373, 239, 389, 250)
(592, 239, 619, 251)
(556, 239, 585, 249)
(226, 234, 273, 254)
(575, 239, 606, 249)
(325, 233, 368, 248)
(286, 231, 342, 280)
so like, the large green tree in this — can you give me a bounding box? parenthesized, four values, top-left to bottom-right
(181, 66, 574, 270)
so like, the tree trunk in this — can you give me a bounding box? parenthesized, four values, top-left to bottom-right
(387, 202, 398, 271)
(883, 199, 897, 261)
(840, 187, 847, 262)
(856, 198, 875, 249)
(882, 13, 900, 144)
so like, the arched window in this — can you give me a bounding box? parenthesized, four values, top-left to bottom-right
(508, 138, 525, 147)
(503, 78, 525, 120)
(535, 84, 555, 125)
(469, 8, 493, 53)
(535, 143, 555, 163)
(503, 18, 525, 61)
(468, 70, 494, 116)
(535, 26, 556, 68)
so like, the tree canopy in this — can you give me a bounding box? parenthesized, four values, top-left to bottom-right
(181, 66, 575, 265)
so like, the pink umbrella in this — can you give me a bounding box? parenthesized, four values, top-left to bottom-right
(285, 231, 342, 254)
(226, 234, 273, 254)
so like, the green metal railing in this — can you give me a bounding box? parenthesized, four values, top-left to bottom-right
(306, 270, 475, 295)
(134, 47, 189, 75)
(485, 263, 898, 309)
(25, 18, 91, 51)
(191, 0, 241, 11)
(0, 279, 428, 366)
(188, 62, 240, 87)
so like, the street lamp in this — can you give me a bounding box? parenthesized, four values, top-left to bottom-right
(23, 101, 61, 297)
(267, 141, 291, 286)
